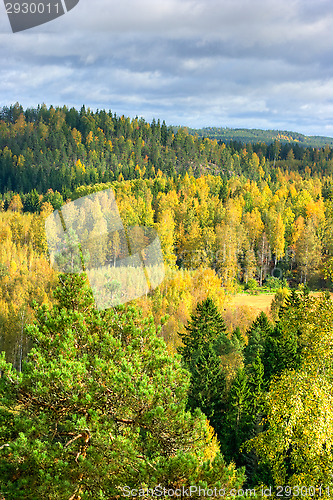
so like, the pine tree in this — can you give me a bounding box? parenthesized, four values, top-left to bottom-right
(0, 274, 245, 499)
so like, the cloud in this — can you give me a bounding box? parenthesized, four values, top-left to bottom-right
(0, 0, 332, 136)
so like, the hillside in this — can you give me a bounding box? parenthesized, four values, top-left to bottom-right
(1, 103, 333, 198)
(2, 104, 333, 495)
(186, 126, 333, 147)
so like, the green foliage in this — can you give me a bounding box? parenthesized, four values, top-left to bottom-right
(270, 287, 290, 321)
(262, 323, 301, 382)
(219, 313, 268, 482)
(187, 126, 333, 148)
(0, 104, 332, 197)
(264, 276, 288, 291)
(0, 274, 245, 499)
(246, 369, 333, 488)
(232, 327, 246, 351)
(246, 290, 333, 488)
(178, 297, 230, 364)
(23, 189, 41, 213)
(187, 342, 228, 436)
(177, 298, 234, 437)
(245, 278, 258, 291)
(1, 116, 333, 290)
(2, 103, 333, 492)
(243, 312, 272, 367)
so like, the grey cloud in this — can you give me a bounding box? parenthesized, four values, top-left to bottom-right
(0, 0, 332, 137)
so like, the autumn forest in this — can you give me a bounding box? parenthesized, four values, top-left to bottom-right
(1, 103, 333, 498)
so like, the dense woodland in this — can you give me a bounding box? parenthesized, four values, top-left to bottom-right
(1, 103, 333, 195)
(186, 127, 333, 148)
(1, 104, 333, 498)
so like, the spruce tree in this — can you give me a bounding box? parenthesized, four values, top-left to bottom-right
(221, 356, 266, 485)
(262, 322, 301, 383)
(178, 297, 231, 363)
(178, 298, 231, 439)
(243, 312, 271, 367)
(187, 341, 227, 436)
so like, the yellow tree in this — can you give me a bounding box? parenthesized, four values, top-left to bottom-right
(247, 292, 333, 489)
(295, 219, 321, 284)
(8, 194, 23, 213)
(257, 233, 271, 286)
(242, 245, 257, 284)
(182, 220, 203, 269)
(201, 226, 216, 268)
(108, 230, 121, 266)
(215, 223, 239, 291)
(0, 212, 56, 370)
(155, 190, 178, 219)
(247, 369, 333, 488)
(243, 208, 264, 249)
(156, 208, 176, 268)
(270, 212, 285, 265)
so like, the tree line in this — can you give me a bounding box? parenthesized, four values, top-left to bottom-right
(0, 103, 332, 195)
(186, 126, 333, 148)
(2, 170, 333, 290)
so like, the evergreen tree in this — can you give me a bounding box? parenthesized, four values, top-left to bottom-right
(262, 322, 280, 381)
(186, 338, 227, 437)
(178, 298, 232, 439)
(178, 297, 231, 363)
(0, 274, 245, 499)
(277, 288, 302, 321)
(221, 357, 267, 486)
(243, 312, 271, 366)
(225, 368, 251, 454)
(23, 189, 41, 213)
(231, 326, 246, 352)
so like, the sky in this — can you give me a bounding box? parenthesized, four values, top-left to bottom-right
(0, 0, 332, 137)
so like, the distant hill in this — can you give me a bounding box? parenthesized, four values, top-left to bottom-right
(185, 127, 333, 147)
(1, 104, 332, 196)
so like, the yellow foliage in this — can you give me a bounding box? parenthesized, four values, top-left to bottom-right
(75, 159, 86, 174)
(8, 194, 23, 213)
(10, 260, 17, 273)
(86, 130, 94, 145)
(71, 128, 82, 145)
(203, 420, 220, 462)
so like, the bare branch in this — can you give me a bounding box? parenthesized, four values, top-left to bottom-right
(136, 455, 157, 471)
(65, 434, 83, 448)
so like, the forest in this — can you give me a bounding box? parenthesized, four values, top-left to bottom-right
(1, 104, 333, 498)
(186, 127, 333, 148)
(1, 102, 333, 196)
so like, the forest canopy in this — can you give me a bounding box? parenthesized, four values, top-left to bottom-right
(2, 103, 333, 497)
(0, 103, 332, 195)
